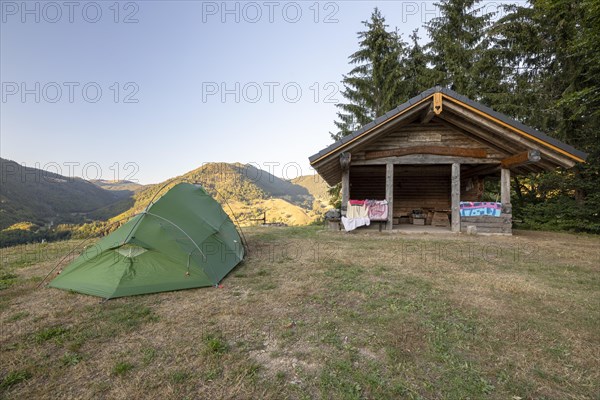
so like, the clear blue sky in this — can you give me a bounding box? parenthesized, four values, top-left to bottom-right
(1, 1, 516, 184)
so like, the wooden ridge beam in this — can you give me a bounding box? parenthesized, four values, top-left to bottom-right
(433, 92, 443, 114)
(365, 146, 488, 160)
(419, 93, 442, 124)
(501, 150, 541, 168)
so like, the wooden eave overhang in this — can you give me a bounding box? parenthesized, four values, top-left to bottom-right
(309, 87, 588, 186)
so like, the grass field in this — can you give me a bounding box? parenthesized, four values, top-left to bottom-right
(1, 227, 598, 399)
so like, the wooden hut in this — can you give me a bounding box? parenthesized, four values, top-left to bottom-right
(309, 87, 587, 234)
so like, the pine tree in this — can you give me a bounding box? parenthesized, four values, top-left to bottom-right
(489, 0, 600, 232)
(332, 8, 408, 140)
(425, 0, 494, 99)
(327, 3, 598, 229)
(404, 29, 435, 97)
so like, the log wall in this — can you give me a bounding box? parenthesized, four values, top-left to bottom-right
(461, 214, 512, 234)
(349, 165, 484, 216)
(352, 121, 506, 161)
(346, 119, 511, 232)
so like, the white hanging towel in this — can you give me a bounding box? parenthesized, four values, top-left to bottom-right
(341, 216, 370, 232)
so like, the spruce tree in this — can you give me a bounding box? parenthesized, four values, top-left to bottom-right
(489, 0, 600, 231)
(404, 29, 435, 97)
(332, 8, 408, 140)
(425, 0, 494, 99)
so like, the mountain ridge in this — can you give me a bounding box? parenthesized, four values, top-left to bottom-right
(0, 159, 330, 246)
(0, 158, 133, 230)
(110, 162, 327, 226)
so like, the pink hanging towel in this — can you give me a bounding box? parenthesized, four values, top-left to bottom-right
(367, 200, 388, 221)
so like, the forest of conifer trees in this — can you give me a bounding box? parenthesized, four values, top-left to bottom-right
(333, 0, 599, 233)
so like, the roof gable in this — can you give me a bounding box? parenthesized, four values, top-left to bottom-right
(309, 87, 587, 185)
(355, 121, 507, 161)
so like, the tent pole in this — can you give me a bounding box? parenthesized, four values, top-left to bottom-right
(145, 211, 206, 258)
(36, 213, 137, 289)
(188, 180, 249, 257)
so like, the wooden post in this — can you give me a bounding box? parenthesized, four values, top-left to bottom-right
(501, 168, 511, 213)
(341, 168, 350, 216)
(451, 163, 461, 233)
(340, 153, 351, 216)
(386, 163, 394, 231)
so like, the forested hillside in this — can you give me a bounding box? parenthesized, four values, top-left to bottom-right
(0, 158, 131, 230)
(0, 161, 329, 247)
(89, 180, 143, 193)
(110, 163, 324, 227)
(292, 175, 330, 201)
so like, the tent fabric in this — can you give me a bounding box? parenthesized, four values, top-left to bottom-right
(49, 183, 245, 299)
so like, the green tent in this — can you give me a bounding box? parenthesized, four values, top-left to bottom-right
(50, 183, 245, 299)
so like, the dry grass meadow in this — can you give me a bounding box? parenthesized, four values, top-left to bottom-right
(1, 227, 598, 399)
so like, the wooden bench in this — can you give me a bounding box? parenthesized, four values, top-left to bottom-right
(372, 219, 387, 232)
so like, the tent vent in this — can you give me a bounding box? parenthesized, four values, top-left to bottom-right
(116, 245, 148, 258)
